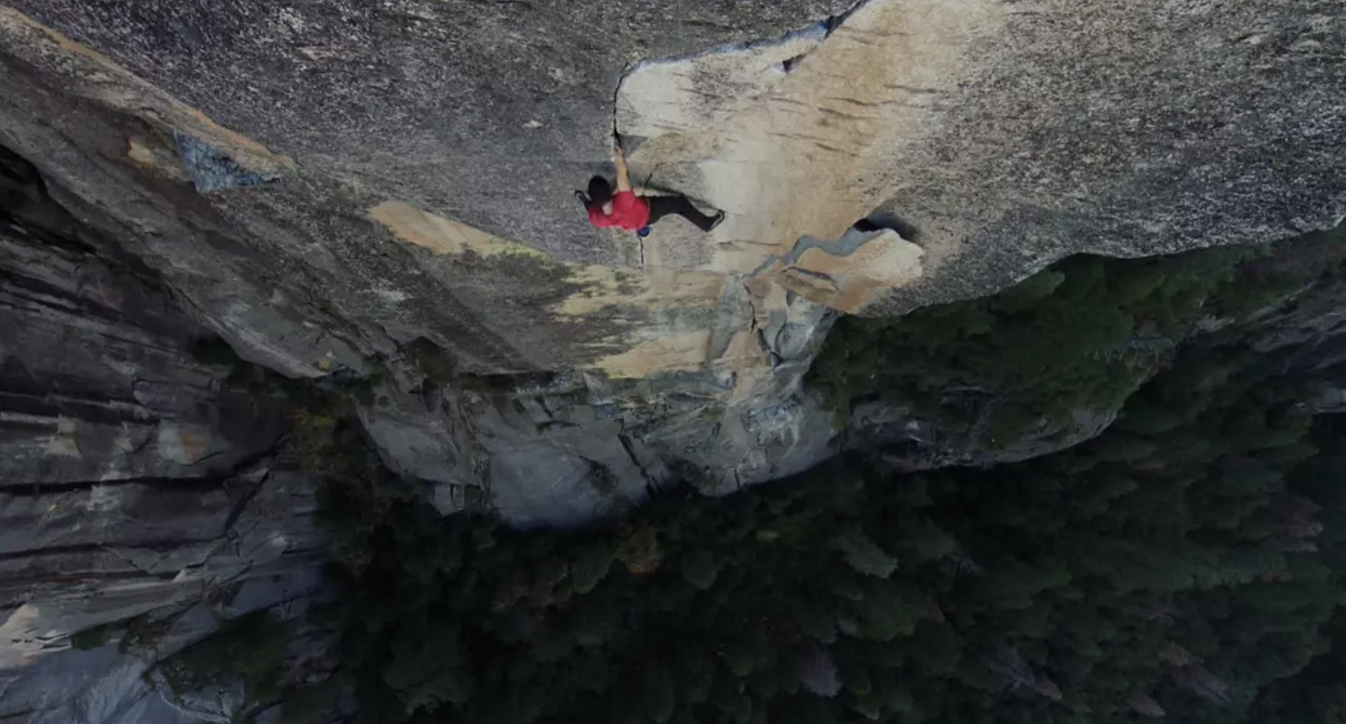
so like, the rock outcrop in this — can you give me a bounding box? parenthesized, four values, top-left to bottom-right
(0, 0, 1344, 718)
(2, 0, 1342, 523)
(0, 138, 322, 722)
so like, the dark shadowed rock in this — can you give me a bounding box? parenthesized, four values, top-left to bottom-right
(0, 140, 322, 724)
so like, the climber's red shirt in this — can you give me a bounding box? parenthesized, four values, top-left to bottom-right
(588, 191, 650, 231)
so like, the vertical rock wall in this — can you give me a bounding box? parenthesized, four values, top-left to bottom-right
(0, 145, 323, 724)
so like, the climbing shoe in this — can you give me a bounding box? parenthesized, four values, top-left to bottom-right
(709, 210, 726, 231)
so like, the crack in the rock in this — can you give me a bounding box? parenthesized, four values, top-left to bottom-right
(103, 541, 222, 577)
(611, 0, 875, 141)
(220, 461, 272, 539)
(0, 475, 222, 497)
(0, 390, 158, 429)
(0, 540, 216, 563)
(617, 432, 660, 496)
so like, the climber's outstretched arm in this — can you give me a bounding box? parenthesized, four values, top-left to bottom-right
(613, 138, 633, 193)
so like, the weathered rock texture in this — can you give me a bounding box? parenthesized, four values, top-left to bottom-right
(0, 0, 1344, 717)
(1, 0, 1341, 509)
(0, 136, 323, 722)
(619, 0, 1346, 304)
(0, 0, 1341, 520)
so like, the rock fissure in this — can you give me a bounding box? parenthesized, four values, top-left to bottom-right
(0, 475, 224, 496)
(0, 541, 216, 563)
(610, 4, 858, 141)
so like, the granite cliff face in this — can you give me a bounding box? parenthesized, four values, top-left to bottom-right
(0, 143, 323, 721)
(1, 0, 1344, 514)
(0, 0, 1345, 720)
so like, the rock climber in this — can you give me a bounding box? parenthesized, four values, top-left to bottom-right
(578, 136, 724, 237)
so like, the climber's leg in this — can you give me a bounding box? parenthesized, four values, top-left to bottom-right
(645, 195, 724, 232)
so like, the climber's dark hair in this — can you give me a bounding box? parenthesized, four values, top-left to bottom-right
(586, 176, 613, 208)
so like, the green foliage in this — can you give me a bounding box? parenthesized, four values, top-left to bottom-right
(831, 527, 898, 578)
(119, 612, 173, 655)
(70, 624, 112, 651)
(279, 673, 347, 724)
(808, 240, 1305, 446)
(290, 409, 342, 475)
(380, 623, 473, 713)
(571, 542, 615, 594)
(160, 612, 288, 712)
(613, 520, 663, 574)
(403, 337, 457, 391)
(681, 549, 720, 590)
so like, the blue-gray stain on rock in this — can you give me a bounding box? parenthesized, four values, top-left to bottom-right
(173, 132, 276, 192)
